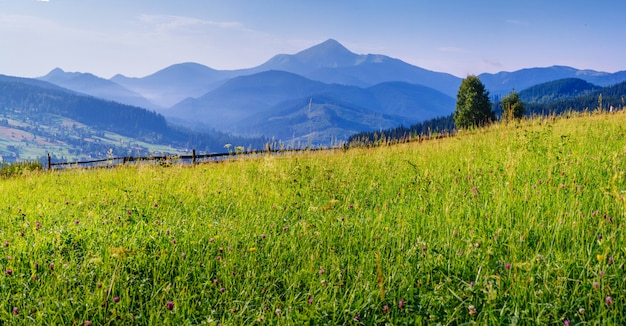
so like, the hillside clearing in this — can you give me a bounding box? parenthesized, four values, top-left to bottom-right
(0, 111, 625, 324)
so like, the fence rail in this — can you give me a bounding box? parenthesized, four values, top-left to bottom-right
(46, 146, 342, 170)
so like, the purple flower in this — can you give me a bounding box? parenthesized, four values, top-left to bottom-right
(593, 282, 599, 290)
(166, 301, 174, 310)
(12, 307, 18, 315)
(261, 234, 266, 239)
(49, 263, 54, 271)
(75, 220, 80, 224)
(383, 305, 389, 313)
(398, 298, 405, 309)
(219, 287, 225, 293)
(113, 296, 120, 303)
(5, 269, 12, 276)
(605, 296, 613, 306)
(505, 263, 511, 270)
(564, 320, 570, 326)
(308, 298, 313, 305)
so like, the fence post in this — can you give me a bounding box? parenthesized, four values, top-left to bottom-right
(192, 149, 196, 164)
(47, 153, 51, 170)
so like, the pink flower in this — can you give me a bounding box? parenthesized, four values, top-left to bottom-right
(113, 296, 120, 303)
(5, 269, 12, 276)
(398, 298, 405, 309)
(166, 301, 174, 310)
(505, 263, 511, 270)
(605, 296, 613, 306)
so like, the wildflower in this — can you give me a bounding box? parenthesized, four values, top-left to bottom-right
(469, 281, 475, 287)
(605, 296, 613, 306)
(261, 234, 266, 239)
(597, 254, 603, 262)
(219, 287, 225, 293)
(308, 298, 313, 305)
(505, 263, 511, 270)
(4, 240, 9, 247)
(319, 269, 324, 275)
(85, 321, 92, 326)
(468, 305, 477, 316)
(6, 269, 12, 276)
(353, 315, 360, 321)
(578, 308, 585, 315)
(74, 220, 80, 224)
(216, 256, 222, 261)
(113, 296, 120, 303)
(608, 256, 614, 265)
(564, 320, 570, 326)
(383, 305, 389, 313)
(166, 301, 174, 311)
(7, 256, 11, 261)
(398, 298, 405, 309)
(249, 247, 257, 252)
(19, 231, 24, 237)
(213, 279, 218, 286)
(49, 263, 54, 271)
(275, 308, 282, 316)
(593, 282, 599, 290)
(12, 307, 18, 315)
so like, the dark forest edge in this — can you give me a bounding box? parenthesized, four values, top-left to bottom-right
(348, 80, 626, 145)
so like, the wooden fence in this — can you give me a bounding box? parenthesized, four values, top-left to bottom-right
(46, 147, 340, 170)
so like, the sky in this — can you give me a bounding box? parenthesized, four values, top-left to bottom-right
(1, 0, 625, 79)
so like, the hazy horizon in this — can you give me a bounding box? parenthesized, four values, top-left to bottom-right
(2, 0, 625, 79)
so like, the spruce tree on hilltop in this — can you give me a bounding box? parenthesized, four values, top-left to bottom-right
(501, 90, 524, 121)
(454, 75, 494, 129)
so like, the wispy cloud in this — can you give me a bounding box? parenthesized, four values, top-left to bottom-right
(138, 15, 244, 32)
(482, 58, 503, 68)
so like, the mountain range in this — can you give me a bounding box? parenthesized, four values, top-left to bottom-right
(1, 39, 626, 160)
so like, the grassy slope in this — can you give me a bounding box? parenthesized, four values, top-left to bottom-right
(0, 111, 625, 324)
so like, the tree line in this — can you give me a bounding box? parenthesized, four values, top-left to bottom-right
(349, 77, 626, 145)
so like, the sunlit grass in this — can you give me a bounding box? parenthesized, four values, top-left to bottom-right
(0, 111, 625, 324)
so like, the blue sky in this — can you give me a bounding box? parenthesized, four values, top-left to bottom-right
(1, 0, 624, 78)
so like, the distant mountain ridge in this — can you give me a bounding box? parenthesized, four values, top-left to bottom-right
(40, 68, 157, 110)
(21, 39, 626, 146)
(167, 70, 455, 142)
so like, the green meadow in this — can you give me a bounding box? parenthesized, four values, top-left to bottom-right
(1, 111, 625, 325)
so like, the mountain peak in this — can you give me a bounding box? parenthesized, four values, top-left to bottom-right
(294, 39, 356, 62)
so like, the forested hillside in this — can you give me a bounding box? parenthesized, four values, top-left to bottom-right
(0, 77, 267, 161)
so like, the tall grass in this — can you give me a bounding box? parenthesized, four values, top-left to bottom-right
(0, 111, 625, 324)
